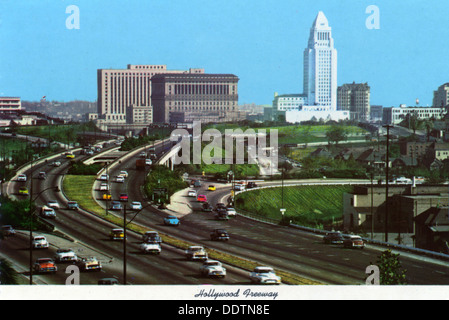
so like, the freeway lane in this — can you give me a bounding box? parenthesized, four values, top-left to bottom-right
(103, 150, 449, 285)
(3, 147, 250, 285)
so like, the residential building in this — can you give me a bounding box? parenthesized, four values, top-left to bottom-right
(415, 207, 449, 253)
(433, 83, 449, 108)
(383, 104, 447, 125)
(151, 73, 240, 124)
(97, 65, 203, 124)
(337, 82, 371, 122)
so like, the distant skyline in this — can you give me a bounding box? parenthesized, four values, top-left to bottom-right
(1, 0, 449, 108)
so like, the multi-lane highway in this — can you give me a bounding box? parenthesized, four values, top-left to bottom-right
(3, 140, 449, 286)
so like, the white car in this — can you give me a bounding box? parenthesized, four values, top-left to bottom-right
(17, 174, 27, 182)
(249, 267, 281, 285)
(226, 207, 237, 217)
(139, 242, 161, 254)
(99, 183, 110, 191)
(185, 246, 208, 261)
(145, 159, 152, 165)
(188, 190, 197, 197)
(47, 200, 60, 209)
(99, 174, 109, 181)
(51, 161, 62, 167)
(131, 201, 143, 210)
(54, 248, 78, 263)
(115, 176, 125, 183)
(40, 206, 56, 219)
(199, 260, 227, 278)
(119, 171, 129, 178)
(32, 235, 50, 249)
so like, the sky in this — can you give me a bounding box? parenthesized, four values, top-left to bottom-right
(1, 0, 449, 108)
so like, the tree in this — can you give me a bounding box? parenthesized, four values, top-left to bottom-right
(325, 126, 348, 146)
(376, 249, 407, 285)
(0, 258, 19, 285)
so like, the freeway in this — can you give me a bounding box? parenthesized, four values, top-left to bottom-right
(2, 146, 250, 285)
(100, 150, 449, 285)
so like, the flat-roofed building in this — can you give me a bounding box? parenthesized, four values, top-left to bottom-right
(383, 104, 447, 125)
(0, 97, 21, 113)
(337, 82, 371, 122)
(151, 73, 240, 124)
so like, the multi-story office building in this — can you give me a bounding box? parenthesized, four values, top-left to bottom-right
(433, 83, 449, 108)
(337, 82, 371, 122)
(151, 73, 240, 123)
(97, 65, 204, 124)
(383, 104, 447, 125)
(0, 97, 21, 113)
(303, 11, 338, 109)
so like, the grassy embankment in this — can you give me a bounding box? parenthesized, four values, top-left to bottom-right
(63, 174, 322, 285)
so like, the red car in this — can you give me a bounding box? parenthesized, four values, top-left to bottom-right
(197, 195, 207, 202)
(119, 194, 129, 202)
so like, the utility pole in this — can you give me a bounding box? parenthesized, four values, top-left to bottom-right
(383, 125, 393, 243)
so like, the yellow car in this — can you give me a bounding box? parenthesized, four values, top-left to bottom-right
(102, 193, 112, 200)
(19, 187, 29, 195)
(109, 228, 125, 241)
(66, 153, 75, 159)
(208, 185, 216, 191)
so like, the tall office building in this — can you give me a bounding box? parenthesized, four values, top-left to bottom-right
(337, 82, 371, 121)
(433, 83, 449, 108)
(303, 11, 338, 109)
(97, 65, 204, 124)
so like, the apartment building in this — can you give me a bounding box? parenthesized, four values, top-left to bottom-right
(0, 97, 21, 113)
(337, 82, 371, 122)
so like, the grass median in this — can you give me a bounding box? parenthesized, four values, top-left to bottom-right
(62, 174, 323, 285)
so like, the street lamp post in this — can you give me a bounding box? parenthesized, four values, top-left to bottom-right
(383, 124, 393, 243)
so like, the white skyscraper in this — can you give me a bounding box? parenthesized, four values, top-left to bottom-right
(303, 11, 338, 110)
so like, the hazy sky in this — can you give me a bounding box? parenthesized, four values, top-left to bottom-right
(1, 0, 448, 108)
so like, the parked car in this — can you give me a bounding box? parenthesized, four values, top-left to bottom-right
(199, 260, 227, 278)
(109, 228, 125, 240)
(164, 215, 180, 226)
(140, 242, 161, 254)
(185, 246, 208, 261)
(32, 235, 50, 249)
(210, 229, 230, 241)
(54, 248, 78, 263)
(40, 206, 56, 219)
(131, 201, 143, 210)
(1, 225, 16, 237)
(142, 231, 162, 244)
(343, 235, 366, 249)
(34, 258, 57, 274)
(77, 257, 102, 272)
(249, 266, 281, 285)
(197, 194, 207, 202)
(67, 201, 79, 210)
(323, 232, 344, 245)
(17, 174, 27, 182)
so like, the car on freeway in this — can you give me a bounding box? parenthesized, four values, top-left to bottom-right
(199, 260, 227, 278)
(118, 171, 129, 178)
(343, 235, 366, 249)
(142, 231, 162, 244)
(51, 161, 62, 167)
(98, 278, 119, 285)
(215, 210, 229, 221)
(54, 248, 78, 263)
(66, 153, 75, 159)
(47, 200, 60, 209)
(210, 229, 230, 241)
(40, 206, 56, 219)
(17, 174, 27, 182)
(197, 194, 207, 202)
(202, 202, 213, 212)
(1, 225, 16, 237)
(226, 207, 237, 217)
(99, 183, 110, 191)
(103, 193, 112, 200)
(38, 172, 47, 180)
(115, 176, 125, 183)
(131, 201, 143, 210)
(32, 235, 50, 249)
(208, 185, 216, 191)
(77, 257, 102, 272)
(249, 266, 281, 285)
(119, 193, 129, 202)
(214, 203, 226, 211)
(234, 184, 245, 191)
(99, 174, 109, 181)
(323, 232, 344, 245)
(110, 201, 122, 211)
(19, 187, 29, 195)
(34, 258, 57, 274)
(188, 189, 197, 197)
(109, 228, 125, 240)
(140, 242, 162, 254)
(139, 151, 147, 158)
(247, 182, 258, 189)
(185, 246, 208, 261)
(67, 201, 79, 210)
(145, 159, 152, 166)
(164, 215, 180, 226)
